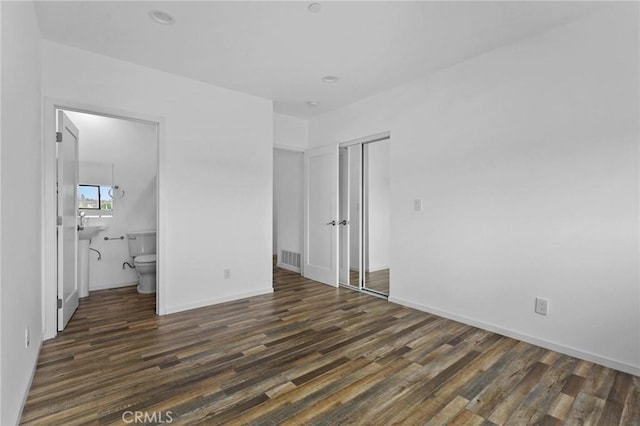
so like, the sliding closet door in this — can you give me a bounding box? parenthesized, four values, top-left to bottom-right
(339, 148, 350, 285)
(338, 145, 362, 288)
(363, 140, 390, 295)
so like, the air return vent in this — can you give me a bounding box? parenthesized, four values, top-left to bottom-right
(280, 250, 301, 272)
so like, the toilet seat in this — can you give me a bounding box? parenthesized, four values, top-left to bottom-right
(135, 254, 156, 264)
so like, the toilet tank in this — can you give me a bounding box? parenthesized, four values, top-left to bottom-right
(127, 231, 157, 257)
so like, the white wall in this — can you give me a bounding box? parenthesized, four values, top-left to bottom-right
(274, 113, 308, 151)
(42, 40, 274, 315)
(1, 2, 42, 424)
(274, 149, 304, 268)
(308, 5, 640, 375)
(66, 111, 157, 291)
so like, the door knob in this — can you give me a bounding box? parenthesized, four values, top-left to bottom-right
(326, 220, 337, 226)
(339, 220, 348, 225)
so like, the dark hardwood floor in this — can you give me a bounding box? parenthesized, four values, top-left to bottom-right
(21, 265, 640, 425)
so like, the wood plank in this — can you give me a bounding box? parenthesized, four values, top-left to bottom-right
(564, 392, 606, 425)
(19, 267, 640, 425)
(487, 361, 549, 424)
(547, 393, 575, 422)
(504, 355, 577, 425)
(425, 395, 470, 426)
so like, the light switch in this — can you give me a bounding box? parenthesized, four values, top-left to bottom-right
(414, 199, 423, 212)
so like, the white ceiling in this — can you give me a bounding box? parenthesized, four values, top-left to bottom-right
(35, 1, 605, 118)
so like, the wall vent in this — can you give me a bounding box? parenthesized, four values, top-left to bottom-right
(280, 250, 301, 272)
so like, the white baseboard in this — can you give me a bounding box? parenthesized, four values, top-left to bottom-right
(349, 266, 390, 272)
(164, 288, 274, 315)
(277, 262, 301, 273)
(388, 296, 640, 377)
(89, 280, 138, 292)
(350, 266, 390, 273)
(15, 337, 43, 425)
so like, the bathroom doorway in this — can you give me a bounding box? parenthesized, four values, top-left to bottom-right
(339, 134, 390, 297)
(44, 101, 161, 336)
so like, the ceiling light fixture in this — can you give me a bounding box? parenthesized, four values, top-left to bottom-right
(149, 10, 175, 25)
(307, 101, 320, 107)
(321, 75, 339, 84)
(308, 3, 322, 13)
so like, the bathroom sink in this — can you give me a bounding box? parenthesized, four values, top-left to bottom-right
(78, 226, 106, 240)
(77, 225, 107, 298)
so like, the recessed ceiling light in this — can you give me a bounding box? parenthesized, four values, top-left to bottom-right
(149, 10, 175, 25)
(307, 101, 320, 107)
(308, 3, 322, 13)
(321, 76, 339, 84)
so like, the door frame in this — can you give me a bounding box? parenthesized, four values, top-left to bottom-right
(273, 145, 305, 272)
(42, 98, 166, 340)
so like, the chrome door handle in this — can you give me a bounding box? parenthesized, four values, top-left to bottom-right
(338, 220, 348, 225)
(326, 220, 337, 226)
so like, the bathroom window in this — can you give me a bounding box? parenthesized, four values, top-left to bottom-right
(100, 186, 113, 210)
(78, 184, 113, 210)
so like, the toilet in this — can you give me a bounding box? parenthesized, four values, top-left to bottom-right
(126, 231, 157, 294)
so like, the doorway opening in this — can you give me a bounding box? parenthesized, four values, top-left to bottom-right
(339, 135, 390, 297)
(45, 102, 161, 337)
(273, 148, 304, 274)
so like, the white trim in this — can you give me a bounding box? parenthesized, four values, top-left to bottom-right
(164, 288, 274, 315)
(43, 99, 57, 340)
(0, 4, 3, 420)
(389, 296, 640, 377)
(276, 262, 301, 273)
(52, 105, 158, 126)
(42, 97, 165, 339)
(339, 131, 390, 148)
(15, 339, 42, 425)
(89, 280, 139, 292)
(274, 144, 305, 152)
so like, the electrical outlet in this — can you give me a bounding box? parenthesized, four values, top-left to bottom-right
(414, 199, 423, 212)
(25, 327, 30, 348)
(535, 297, 549, 316)
(224, 269, 231, 279)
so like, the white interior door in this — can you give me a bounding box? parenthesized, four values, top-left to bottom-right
(57, 111, 80, 331)
(304, 144, 339, 286)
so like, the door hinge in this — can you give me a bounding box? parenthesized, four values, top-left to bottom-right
(57, 298, 62, 309)
(56, 132, 62, 143)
